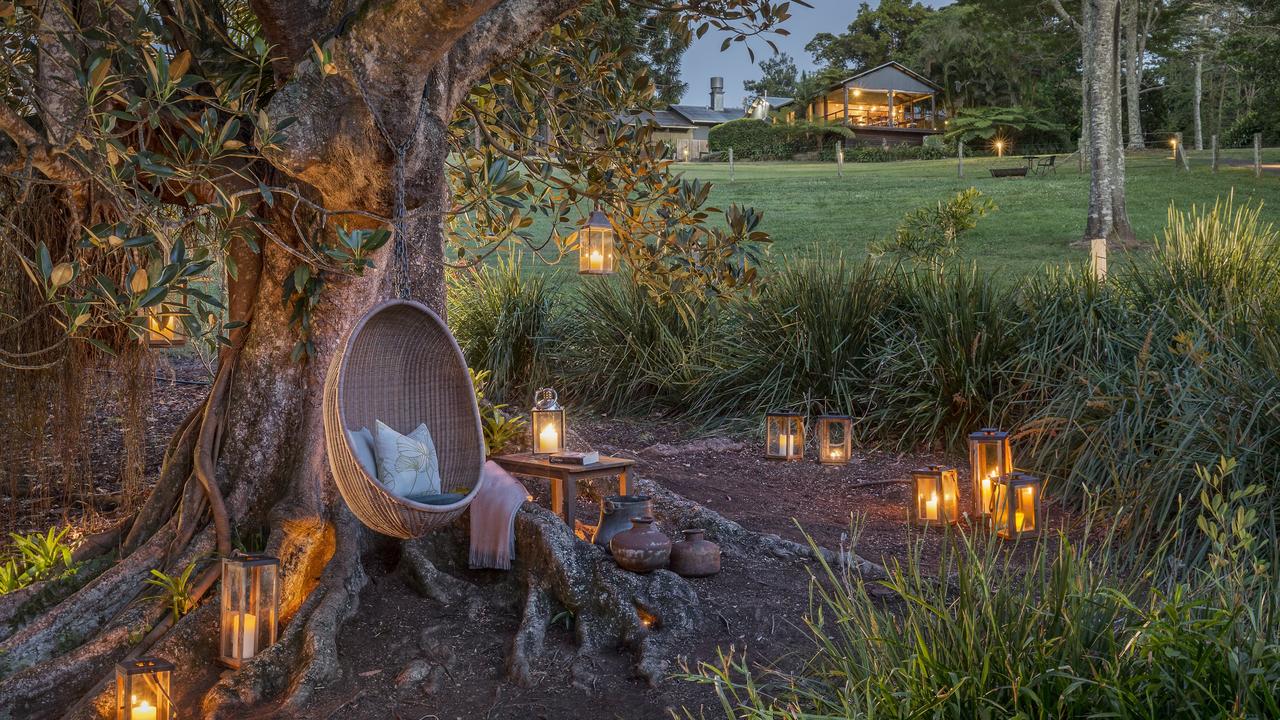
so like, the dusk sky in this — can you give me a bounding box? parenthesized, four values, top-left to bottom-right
(677, 0, 952, 107)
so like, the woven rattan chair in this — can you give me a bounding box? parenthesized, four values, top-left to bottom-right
(323, 299, 485, 538)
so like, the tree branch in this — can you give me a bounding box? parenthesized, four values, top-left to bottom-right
(0, 104, 80, 181)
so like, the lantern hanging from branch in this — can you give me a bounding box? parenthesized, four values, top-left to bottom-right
(115, 657, 173, 720)
(531, 387, 565, 455)
(993, 472, 1042, 539)
(764, 412, 804, 461)
(143, 306, 186, 348)
(908, 465, 960, 526)
(576, 209, 617, 275)
(220, 553, 280, 668)
(968, 428, 1011, 518)
(815, 414, 852, 464)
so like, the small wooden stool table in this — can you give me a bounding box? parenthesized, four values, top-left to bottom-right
(490, 453, 634, 530)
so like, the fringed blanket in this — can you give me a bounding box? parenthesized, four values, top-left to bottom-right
(469, 461, 528, 570)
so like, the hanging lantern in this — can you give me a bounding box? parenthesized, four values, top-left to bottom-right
(115, 657, 173, 720)
(143, 306, 186, 348)
(815, 414, 852, 465)
(968, 428, 1012, 518)
(220, 553, 280, 668)
(576, 209, 616, 275)
(908, 466, 960, 527)
(764, 412, 804, 461)
(992, 472, 1043, 539)
(531, 388, 565, 455)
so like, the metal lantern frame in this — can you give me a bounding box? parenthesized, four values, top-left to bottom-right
(220, 553, 280, 669)
(576, 209, 617, 275)
(908, 465, 960, 527)
(764, 412, 805, 461)
(144, 305, 187, 348)
(115, 657, 174, 720)
(816, 414, 852, 465)
(992, 472, 1043, 539)
(531, 387, 566, 455)
(967, 428, 1011, 518)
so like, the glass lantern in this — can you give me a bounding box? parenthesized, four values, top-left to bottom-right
(909, 466, 960, 526)
(220, 553, 280, 668)
(115, 657, 173, 720)
(764, 412, 804, 461)
(576, 210, 616, 275)
(968, 428, 1012, 518)
(531, 387, 565, 455)
(144, 306, 186, 348)
(992, 473, 1042, 539)
(816, 415, 852, 465)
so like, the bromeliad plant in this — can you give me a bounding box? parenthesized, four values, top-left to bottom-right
(0, 526, 80, 595)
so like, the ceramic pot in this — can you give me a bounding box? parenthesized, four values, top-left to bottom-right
(610, 516, 671, 573)
(594, 494, 653, 550)
(668, 529, 721, 578)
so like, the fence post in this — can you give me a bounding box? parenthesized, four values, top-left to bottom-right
(836, 141, 844, 178)
(1211, 134, 1219, 173)
(957, 140, 964, 178)
(728, 147, 734, 182)
(1090, 237, 1108, 282)
(1255, 133, 1263, 178)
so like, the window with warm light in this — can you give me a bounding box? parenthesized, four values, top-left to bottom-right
(816, 415, 852, 465)
(115, 657, 173, 720)
(531, 387, 565, 455)
(764, 412, 804, 461)
(220, 554, 280, 668)
(992, 472, 1042, 539)
(576, 209, 616, 275)
(909, 466, 959, 526)
(144, 306, 186, 348)
(968, 428, 1011, 518)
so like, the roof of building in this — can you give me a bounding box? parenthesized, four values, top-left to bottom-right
(834, 61, 942, 94)
(615, 109, 698, 129)
(668, 105, 747, 125)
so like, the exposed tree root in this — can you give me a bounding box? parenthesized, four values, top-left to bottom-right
(123, 403, 203, 555)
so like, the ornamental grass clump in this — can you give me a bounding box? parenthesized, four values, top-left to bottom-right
(686, 458, 1280, 719)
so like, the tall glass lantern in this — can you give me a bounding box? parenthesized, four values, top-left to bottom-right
(531, 388, 565, 455)
(816, 415, 852, 464)
(764, 412, 804, 461)
(220, 554, 280, 668)
(992, 473, 1042, 539)
(144, 306, 186, 348)
(967, 428, 1012, 518)
(908, 466, 960, 526)
(576, 209, 616, 275)
(115, 657, 173, 720)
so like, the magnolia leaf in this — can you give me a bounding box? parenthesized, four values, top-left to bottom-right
(169, 51, 191, 81)
(51, 262, 75, 288)
(129, 268, 149, 294)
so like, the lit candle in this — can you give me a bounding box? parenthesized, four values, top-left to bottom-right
(779, 434, 794, 455)
(1014, 510, 1025, 532)
(924, 492, 939, 520)
(828, 448, 843, 461)
(230, 612, 257, 658)
(589, 249, 603, 271)
(981, 473, 993, 508)
(539, 423, 559, 452)
(132, 699, 157, 720)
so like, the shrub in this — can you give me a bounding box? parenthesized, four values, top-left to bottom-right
(707, 119, 855, 160)
(870, 188, 996, 272)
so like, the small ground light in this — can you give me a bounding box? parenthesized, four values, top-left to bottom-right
(992, 472, 1042, 539)
(908, 466, 960, 526)
(764, 412, 804, 461)
(220, 553, 280, 668)
(815, 415, 852, 464)
(968, 428, 1012, 518)
(116, 657, 173, 720)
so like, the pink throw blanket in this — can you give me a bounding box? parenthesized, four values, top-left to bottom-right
(469, 461, 528, 570)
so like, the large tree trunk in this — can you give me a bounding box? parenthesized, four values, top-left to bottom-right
(1123, 0, 1145, 149)
(1082, 0, 1137, 247)
(1193, 51, 1205, 151)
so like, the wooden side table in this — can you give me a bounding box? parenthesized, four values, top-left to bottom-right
(490, 453, 634, 530)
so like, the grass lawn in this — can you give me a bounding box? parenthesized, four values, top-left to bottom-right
(512, 147, 1280, 284)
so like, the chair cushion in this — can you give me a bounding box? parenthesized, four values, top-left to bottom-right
(347, 427, 378, 477)
(374, 420, 443, 498)
(402, 492, 467, 506)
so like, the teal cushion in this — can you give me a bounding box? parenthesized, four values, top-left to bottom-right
(403, 492, 467, 506)
(348, 427, 377, 477)
(373, 420, 443, 497)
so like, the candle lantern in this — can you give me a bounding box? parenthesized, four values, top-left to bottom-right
(908, 465, 960, 526)
(531, 387, 565, 455)
(219, 553, 279, 668)
(115, 657, 173, 720)
(144, 306, 186, 348)
(967, 428, 1011, 518)
(764, 412, 804, 461)
(576, 209, 617, 275)
(816, 415, 852, 465)
(992, 473, 1042, 539)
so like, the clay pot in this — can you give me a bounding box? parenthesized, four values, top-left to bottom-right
(594, 494, 653, 551)
(668, 529, 721, 577)
(609, 516, 671, 573)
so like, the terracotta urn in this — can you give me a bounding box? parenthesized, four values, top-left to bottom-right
(668, 529, 721, 577)
(609, 516, 671, 573)
(594, 494, 653, 551)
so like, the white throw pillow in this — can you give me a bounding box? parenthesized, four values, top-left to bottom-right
(348, 427, 378, 477)
(373, 420, 443, 497)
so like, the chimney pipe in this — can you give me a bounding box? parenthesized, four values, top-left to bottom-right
(710, 77, 725, 112)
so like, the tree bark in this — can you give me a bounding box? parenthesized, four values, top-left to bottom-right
(1193, 51, 1204, 151)
(1082, 0, 1136, 247)
(1123, 0, 1145, 149)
